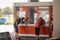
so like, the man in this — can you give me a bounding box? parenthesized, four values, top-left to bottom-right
(35, 17, 45, 40)
(14, 17, 26, 38)
(14, 17, 20, 38)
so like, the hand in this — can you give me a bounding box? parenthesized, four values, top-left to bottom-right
(14, 32, 19, 38)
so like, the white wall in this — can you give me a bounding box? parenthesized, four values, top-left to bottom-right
(53, 0, 60, 37)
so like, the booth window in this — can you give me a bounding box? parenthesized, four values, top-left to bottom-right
(28, 7, 34, 24)
(16, 7, 26, 24)
(38, 7, 49, 26)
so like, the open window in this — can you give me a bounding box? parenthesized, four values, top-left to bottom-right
(38, 7, 49, 26)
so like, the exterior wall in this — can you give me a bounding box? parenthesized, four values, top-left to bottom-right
(53, 0, 60, 37)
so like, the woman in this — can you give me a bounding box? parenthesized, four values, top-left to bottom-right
(35, 17, 45, 40)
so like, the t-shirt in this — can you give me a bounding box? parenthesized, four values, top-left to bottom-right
(35, 18, 42, 28)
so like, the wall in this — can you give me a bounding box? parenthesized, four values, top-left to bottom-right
(53, 0, 60, 37)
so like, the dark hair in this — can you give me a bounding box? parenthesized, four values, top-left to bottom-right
(40, 18, 46, 25)
(39, 17, 43, 19)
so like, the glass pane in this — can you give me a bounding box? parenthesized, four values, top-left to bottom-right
(38, 11, 49, 26)
(16, 7, 26, 24)
(28, 7, 34, 24)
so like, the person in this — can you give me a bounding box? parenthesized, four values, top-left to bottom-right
(35, 17, 45, 40)
(50, 14, 53, 37)
(14, 17, 20, 38)
(51, 14, 53, 32)
(14, 17, 26, 38)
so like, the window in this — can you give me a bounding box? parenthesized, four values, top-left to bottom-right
(28, 7, 34, 24)
(38, 7, 49, 26)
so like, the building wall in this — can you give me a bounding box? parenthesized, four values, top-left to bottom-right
(53, 0, 60, 37)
